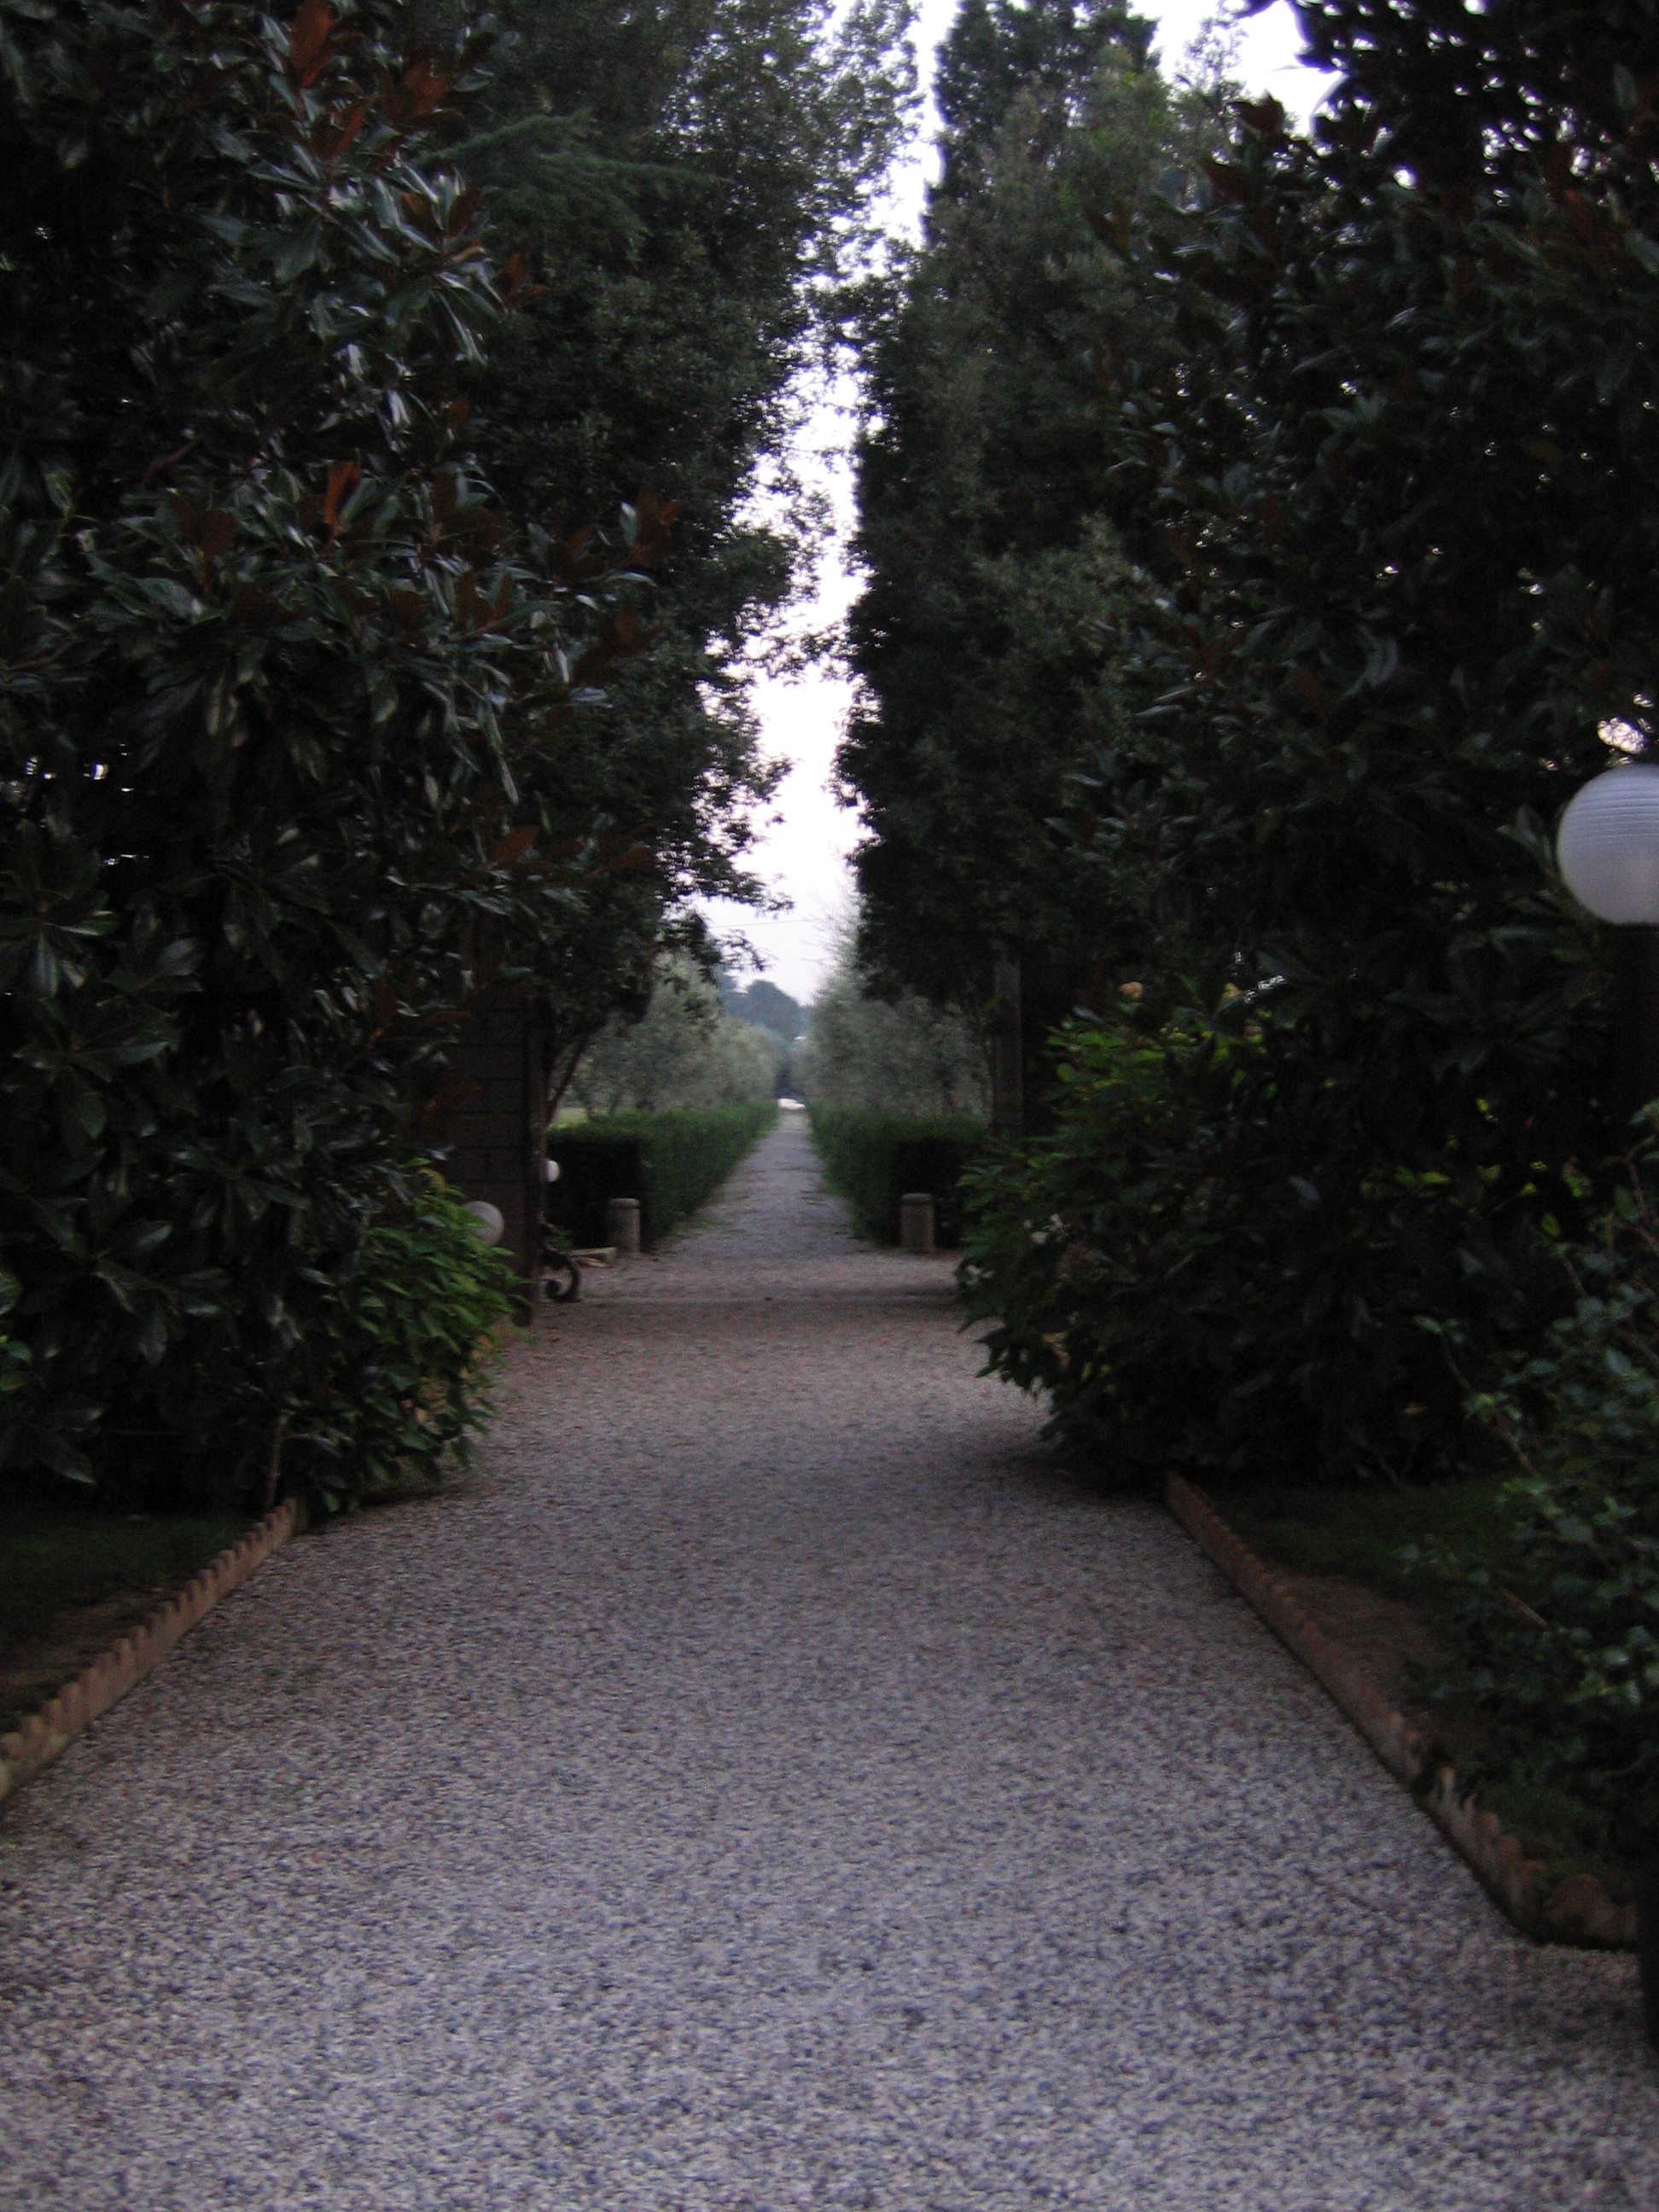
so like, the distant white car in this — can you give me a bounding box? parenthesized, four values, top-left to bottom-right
(777, 1097, 806, 1112)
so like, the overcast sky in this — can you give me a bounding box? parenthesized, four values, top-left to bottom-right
(706, 1, 1333, 1007)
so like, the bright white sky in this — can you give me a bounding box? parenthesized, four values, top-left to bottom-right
(705, 2, 1334, 1006)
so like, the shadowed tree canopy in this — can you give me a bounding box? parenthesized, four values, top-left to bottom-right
(934, 0, 1155, 183)
(0, 0, 629, 1502)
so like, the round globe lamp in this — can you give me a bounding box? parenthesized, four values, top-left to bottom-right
(1557, 763, 1659, 1118)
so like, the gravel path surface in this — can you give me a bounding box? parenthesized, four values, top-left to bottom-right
(3, 1114, 1656, 2209)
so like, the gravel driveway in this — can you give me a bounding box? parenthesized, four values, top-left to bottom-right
(3, 1114, 1656, 2209)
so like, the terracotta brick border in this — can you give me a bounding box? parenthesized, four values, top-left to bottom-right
(0, 1498, 301, 1813)
(1167, 1474, 1635, 1952)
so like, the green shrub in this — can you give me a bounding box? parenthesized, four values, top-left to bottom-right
(960, 1004, 1553, 1487)
(286, 1172, 516, 1514)
(1421, 1132, 1659, 1857)
(807, 1105, 986, 1246)
(548, 1103, 776, 1248)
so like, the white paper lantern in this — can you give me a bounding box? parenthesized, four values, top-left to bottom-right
(1557, 765, 1659, 925)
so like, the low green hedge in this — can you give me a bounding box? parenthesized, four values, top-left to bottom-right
(548, 1102, 777, 1249)
(807, 1105, 987, 1246)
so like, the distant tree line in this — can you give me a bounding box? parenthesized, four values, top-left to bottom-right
(564, 958, 789, 1115)
(795, 924, 988, 1118)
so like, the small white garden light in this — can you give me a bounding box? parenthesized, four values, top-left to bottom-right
(462, 1198, 505, 1247)
(1557, 762, 1659, 1118)
(1557, 763, 1659, 924)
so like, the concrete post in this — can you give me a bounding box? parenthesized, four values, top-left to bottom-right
(607, 1196, 642, 1255)
(899, 1191, 936, 1254)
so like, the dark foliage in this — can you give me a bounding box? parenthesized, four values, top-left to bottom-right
(934, 0, 1154, 189)
(299, 1171, 515, 1511)
(961, 1006, 1553, 1482)
(0, 0, 628, 1506)
(838, 0, 1210, 1094)
(417, 0, 917, 1088)
(961, 0, 1659, 1488)
(1422, 1130, 1659, 1855)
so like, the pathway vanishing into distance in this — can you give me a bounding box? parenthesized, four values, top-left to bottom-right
(3, 1115, 1656, 2209)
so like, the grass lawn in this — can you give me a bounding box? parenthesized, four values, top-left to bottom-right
(1207, 1473, 1627, 1900)
(1214, 1471, 1513, 1615)
(0, 1501, 249, 1734)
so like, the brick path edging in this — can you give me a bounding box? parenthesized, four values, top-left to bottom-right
(1167, 1474, 1636, 1953)
(0, 1498, 301, 1813)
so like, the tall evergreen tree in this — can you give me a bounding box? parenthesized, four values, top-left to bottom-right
(838, 0, 1200, 1115)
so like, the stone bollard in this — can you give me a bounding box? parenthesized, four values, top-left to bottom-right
(608, 1196, 642, 1255)
(899, 1190, 936, 1254)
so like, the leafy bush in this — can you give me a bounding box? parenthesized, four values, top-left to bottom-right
(808, 1106, 986, 1247)
(961, 1004, 1555, 1486)
(291, 1173, 516, 1513)
(1423, 1135, 1659, 1857)
(548, 1103, 775, 1248)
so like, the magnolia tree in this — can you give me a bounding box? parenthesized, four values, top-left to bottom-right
(0, 0, 648, 1503)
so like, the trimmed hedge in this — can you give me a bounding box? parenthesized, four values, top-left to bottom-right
(807, 1106, 987, 1246)
(548, 1103, 777, 1249)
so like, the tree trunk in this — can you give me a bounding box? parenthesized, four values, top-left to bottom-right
(988, 946, 1023, 1137)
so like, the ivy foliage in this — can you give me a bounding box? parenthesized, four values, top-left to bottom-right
(0, 0, 634, 1505)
